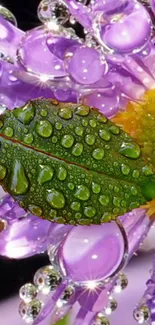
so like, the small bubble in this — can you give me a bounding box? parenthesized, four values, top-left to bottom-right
(57, 166, 67, 181)
(71, 201, 81, 211)
(99, 195, 110, 206)
(109, 125, 120, 135)
(59, 107, 72, 120)
(72, 143, 83, 156)
(3, 126, 14, 137)
(36, 120, 53, 138)
(55, 122, 62, 130)
(75, 105, 90, 116)
(121, 164, 130, 175)
(61, 134, 74, 148)
(85, 134, 95, 146)
(99, 129, 111, 141)
(92, 148, 104, 160)
(75, 126, 84, 136)
(89, 119, 97, 128)
(74, 185, 90, 201)
(92, 182, 101, 194)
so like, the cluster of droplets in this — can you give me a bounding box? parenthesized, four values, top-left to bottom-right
(19, 260, 128, 325)
(133, 254, 155, 324)
(0, 99, 152, 224)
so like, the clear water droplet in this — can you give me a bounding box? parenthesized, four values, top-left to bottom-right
(99, 129, 111, 141)
(92, 182, 101, 194)
(46, 189, 65, 209)
(84, 206, 96, 218)
(109, 125, 120, 135)
(57, 166, 67, 181)
(0, 164, 7, 180)
(74, 185, 90, 201)
(23, 133, 34, 144)
(89, 119, 97, 128)
(55, 122, 62, 130)
(61, 134, 74, 148)
(28, 205, 42, 216)
(75, 105, 90, 116)
(85, 134, 95, 146)
(38, 165, 54, 185)
(120, 142, 141, 159)
(99, 195, 110, 206)
(3, 126, 14, 137)
(71, 201, 81, 211)
(75, 126, 84, 136)
(59, 107, 73, 120)
(121, 164, 130, 175)
(72, 143, 83, 156)
(13, 103, 35, 125)
(10, 160, 29, 195)
(92, 148, 104, 160)
(36, 120, 53, 138)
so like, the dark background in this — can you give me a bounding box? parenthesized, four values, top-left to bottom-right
(2, 0, 40, 30)
(0, 0, 48, 301)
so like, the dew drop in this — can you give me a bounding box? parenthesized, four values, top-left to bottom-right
(75, 105, 90, 116)
(109, 125, 120, 135)
(84, 206, 96, 218)
(55, 122, 63, 130)
(71, 201, 81, 211)
(46, 189, 65, 209)
(68, 183, 75, 190)
(113, 197, 121, 207)
(131, 186, 138, 196)
(92, 148, 104, 160)
(113, 207, 120, 214)
(3, 127, 14, 137)
(92, 182, 101, 194)
(142, 166, 153, 176)
(10, 160, 29, 195)
(101, 212, 111, 222)
(38, 165, 54, 185)
(28, 205, 42, 216)
(129, 202, 140, 209)
(97, 114, 107, 123)
(85, 134, 95, 146)
(49, 209, 57, 218)
(59, 107, 73, 120)
(132, 170, 140, 178)
(40, 109, 47, 117)
(82, 119, 88, 127)
(0, 164, 7, 180)
(120, 142, 141, 159)
(51, 136, 58, 143)
(121, 200, 127, 207)
(75, 212, 82, 220)
(99, 129, 111, 141)
(89, 119, 97, 128)
(13, 103, 35, 125)
(61, 134, 74, 148)
(36, 120, 53, 138)
(0, 120, 3, 128)
(121, 164, 130, 175)
(74, 185, 90, 201)
(72, 143, 83, 156)
(99, 195, 110, 206)
(57, 166, 67, 181)
(23, 133, 34, 144)
(105, 144, 110, 150)
(75, 126, 84, 136)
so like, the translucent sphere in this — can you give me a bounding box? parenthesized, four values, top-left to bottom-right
(65, 45, 106, 85)
(19, 283, 37, 303)
(92, 0, 151, 54)
(0, 5, 17, 26)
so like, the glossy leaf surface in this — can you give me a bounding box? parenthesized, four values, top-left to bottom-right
(0, 99, 154, 225)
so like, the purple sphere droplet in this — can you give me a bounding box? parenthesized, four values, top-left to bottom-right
(58, 223, 125, 283)
(93, 0, 151, 53)
(66, 45, 106, 85)
(17, 26, 66, 78)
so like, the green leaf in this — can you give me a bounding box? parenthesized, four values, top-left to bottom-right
(0, 99, 154, 225)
